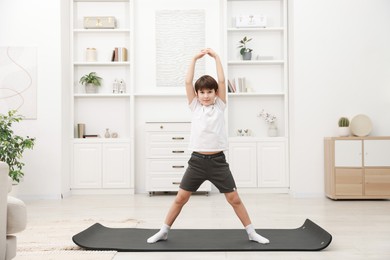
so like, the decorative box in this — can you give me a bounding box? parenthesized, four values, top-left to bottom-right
(83, 16, 117, 29)
(235, 15, 267, 28)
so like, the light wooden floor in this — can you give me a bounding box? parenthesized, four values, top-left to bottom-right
(24, 193, 390, 260)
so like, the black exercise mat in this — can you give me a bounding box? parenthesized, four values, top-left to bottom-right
(72, 219, 332, 252)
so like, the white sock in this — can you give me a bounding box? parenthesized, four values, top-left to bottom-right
(147, 224, 170, 243)
(245, 224, 270, 244)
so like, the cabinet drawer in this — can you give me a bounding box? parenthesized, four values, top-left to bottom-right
(145, 122, 191, 132)
(147, 159, 188, 172)
(147, 133, 190, 143)
(149, 176, 183, 191)
(365, 169, 390, 196)
(147, 144, 191, 158)
(148, 176, 211, 192)
(335, 168, 363, 196)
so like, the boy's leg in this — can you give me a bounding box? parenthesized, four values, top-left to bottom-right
(224, 191, 269, 244)
(147, 188, 192, 243)
(164, 188, 192, 226)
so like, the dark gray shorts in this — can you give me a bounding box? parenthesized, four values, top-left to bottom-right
(180, 152, 237, 193)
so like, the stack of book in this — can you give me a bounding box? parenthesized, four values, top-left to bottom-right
(228, 78, 247, 93)
(111, 47, 128, 62)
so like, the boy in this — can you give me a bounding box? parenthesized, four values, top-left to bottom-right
(147, 48, 269, 244)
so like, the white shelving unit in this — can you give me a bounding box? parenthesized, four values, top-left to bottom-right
(223, 0, 289, 190)
(70, 0, 134, 193)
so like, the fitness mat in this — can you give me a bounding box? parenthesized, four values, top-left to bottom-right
(72, 219, 332, 252)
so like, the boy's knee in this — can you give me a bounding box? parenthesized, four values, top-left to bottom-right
(225, 192, 241, 206)
(175, 192, 191, 206)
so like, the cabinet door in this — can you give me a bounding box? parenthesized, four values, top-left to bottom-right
(228, 142, 257, 188)
(257, 142, 287, 187)
(365, 169, 390, 196)
(335, 168, 363, 196)
(335, 140, 362, 167)
(364, 140, 390, 166)
(102, 143, 130, 188)
(72, 144, 102, 188)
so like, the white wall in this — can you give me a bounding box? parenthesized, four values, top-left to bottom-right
(0, 0, 64, 199)
(289, 0, 390, 196)
(1, 0, 389, 198)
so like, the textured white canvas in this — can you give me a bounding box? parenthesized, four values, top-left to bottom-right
(156, 10, 205, 87)
(0, 47, 37, 119)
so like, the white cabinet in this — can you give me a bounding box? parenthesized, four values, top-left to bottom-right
(229, 137, 288, 189)
(145, 122, 211, 195)
(73, 143, 102, 189)
(223, 0, 288, 138)
(334, 140, 362, 167)
(72, 141, 131, 190)
(364, 140, 390, 166)
(70, 0, 134, 193)
(222, 0, 289, 191)
(229, 142, 257, 187)
(102, 143, 131, 188)
(258, 141, 287, 187)
(325, 137, 390, 199)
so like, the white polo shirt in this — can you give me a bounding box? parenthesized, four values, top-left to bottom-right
(188, 97, 228, 152)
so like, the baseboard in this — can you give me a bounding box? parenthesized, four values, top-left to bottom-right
(70, 188, 135, 195)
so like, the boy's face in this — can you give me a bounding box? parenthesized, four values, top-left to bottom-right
(197, 88, 217, 106)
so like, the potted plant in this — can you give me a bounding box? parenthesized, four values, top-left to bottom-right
(238, 36, 253, 60)
(0, 110, 35, 183)
(79, 72, 102, 93)
(338, 117, 350, 137)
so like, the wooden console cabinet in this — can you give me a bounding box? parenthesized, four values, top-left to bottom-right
(324, 137, 390, 199)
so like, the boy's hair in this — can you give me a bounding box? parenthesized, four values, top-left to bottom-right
(194, 75, 218, 93)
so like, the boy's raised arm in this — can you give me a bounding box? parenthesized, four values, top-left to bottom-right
(206, 49, 226, 103)
(185, 50, 206, 104)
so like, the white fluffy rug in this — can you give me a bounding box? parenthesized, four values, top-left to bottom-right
(14, 218, 141, 260)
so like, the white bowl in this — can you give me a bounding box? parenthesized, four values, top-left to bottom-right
(350, 114, 372, 136)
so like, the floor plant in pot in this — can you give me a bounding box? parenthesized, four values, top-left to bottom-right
(0, 110, 35, 183)
(79, 72, 102, 93)
(238, 36, 253, 60)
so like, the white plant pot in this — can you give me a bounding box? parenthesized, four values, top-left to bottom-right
(338, 127, 350, 137)
(85, 83, 98, 93)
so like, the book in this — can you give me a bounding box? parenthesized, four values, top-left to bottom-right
(112, 47, 128, 62)
(83, 134, 99, 138)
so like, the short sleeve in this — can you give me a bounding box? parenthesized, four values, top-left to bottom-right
(215, 97, 226, 111)
(189, 97, 198, 111)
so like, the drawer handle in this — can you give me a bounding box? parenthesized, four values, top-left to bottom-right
(172, 150, 185, 153)
(172, 165, 185, 168)
(172, 182, 181, 185)
(172, 137, 185, 140)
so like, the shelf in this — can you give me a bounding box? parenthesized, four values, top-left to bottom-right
(73, 62, 130, 66)
(134, 93, 186, 97)
(228, 92, 285, 97)
(74, 0, 128, 2)
(73, 29, 130, 33)
(74, 93, 131, 98)
(229, 136, 287, 142)
(228, 60, 284, 65)
(227, 27, 284, 32)
(72, 138, 131, 143)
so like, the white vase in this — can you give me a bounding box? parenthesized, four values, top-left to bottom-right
(268, 123, 278, 137)
(338, 127, 350, 137)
